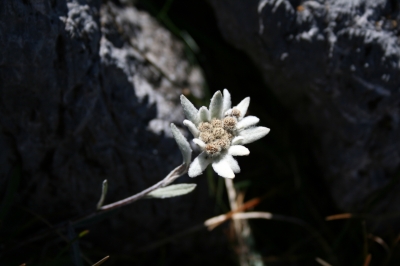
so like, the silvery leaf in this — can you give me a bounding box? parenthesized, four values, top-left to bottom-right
(231, 136, 244, 145)
(170, 123, 192, 168)
(236, 116, 259, 129)
(193, 138, 206, 149)
(223, 154, 241, 173)
(212, 156, 235, 178)
(228, 145, 250, 156)
(209, 91, 223, 119)
(235, 97, 250, 119)
(222, 89, 232, 114)
(146, 184, 197, 198)
(188, 151, 212, 177)
(239, 126, 270, 144)
(183, 120, 200, 137)
(224, 109, 232, 117)
(199, 106, 210, 122)
(180, 95, 199, 124)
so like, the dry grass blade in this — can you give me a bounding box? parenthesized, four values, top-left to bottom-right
(326, 212, 400, 222)
(205, 197, 262, 230)
(231, 212, 273, 220)
(315, 257, 332, 266)
(325, 213, 352, 221)
(363, 254, 372, 266)
(92, 255, 110, 266)
(368, 234, 390, 253)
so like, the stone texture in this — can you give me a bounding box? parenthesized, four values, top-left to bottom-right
(0, 0, 228, 264)
(208, 0, 400, 212)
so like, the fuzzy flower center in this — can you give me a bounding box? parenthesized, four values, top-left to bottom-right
(231, 108, 241, 118)
(198, 117, 237, 156)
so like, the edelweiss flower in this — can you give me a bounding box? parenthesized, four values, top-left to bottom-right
(181, 89, 270, 179)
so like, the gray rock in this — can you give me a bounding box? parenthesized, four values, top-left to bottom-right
(0, 0, 228, 264)
(208, 0, 400, 212)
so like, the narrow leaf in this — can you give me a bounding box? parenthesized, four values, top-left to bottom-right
(96, 180, 108, 210)
(199, 106, 210, 122)
(235, 97, 250, 119)
(180, 95, 199, 124)
(239, 126, 270, 144)
(170, 123, 192, 168)
(146, 184, 197, 198)
(183, 119, 199, 137)
(222, 89, 232, 114)
(209, 91, 223, 119)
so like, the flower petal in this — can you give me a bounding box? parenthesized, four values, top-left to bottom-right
(228, 145, 250, 156)
(236, 116, 259, 129)
(183, 120, 199, 137)
(231, 136, 244, 145)
(199, 106, 210, 122)
(222, 89, 232, 114)
(239, 126, 270, 144)
(235, 97, 250, 119)
(224, 154, 241, 173)
(209, 91, 223, 119)
(180, 95, 199, 124)
(193, 138, 206, 149)
(212, 156, 235, 178)
(188, 152, 212, 177)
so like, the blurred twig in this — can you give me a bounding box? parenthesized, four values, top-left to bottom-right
(368, 234, 390, 253)
(326, 212, 400, 221)
(206, 197, 262, 230)
(363, 254, 372, 266)
(92, 255, 110, 266)
(326, 213, 353, 221)
(315, 257, 332, 266)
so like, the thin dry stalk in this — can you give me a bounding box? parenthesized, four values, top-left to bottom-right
(92, 255, 110, 266)
(325, 213, 352, 221)
(368, 233, 390, 253)
(363, 254, 372, 266)
(315, 257, 332, 266)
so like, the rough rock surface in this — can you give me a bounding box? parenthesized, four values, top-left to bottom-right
(208, 0, 400, 212)
(0, 0, 228, 264)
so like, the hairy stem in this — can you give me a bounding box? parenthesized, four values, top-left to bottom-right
(73, 164, 187, 226)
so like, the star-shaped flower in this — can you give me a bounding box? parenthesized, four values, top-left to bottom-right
(181, 89, 270, 178)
